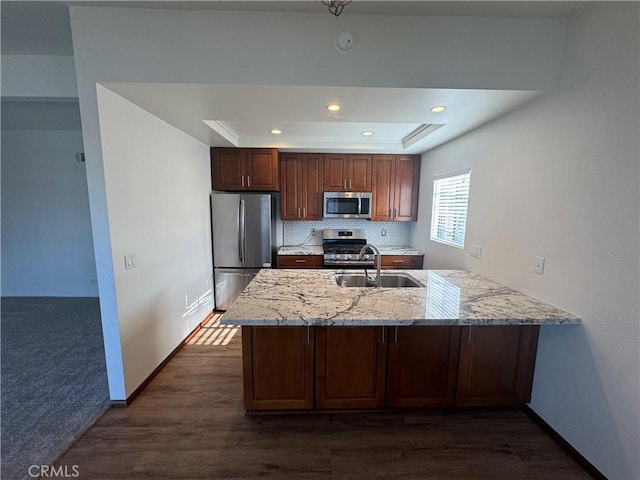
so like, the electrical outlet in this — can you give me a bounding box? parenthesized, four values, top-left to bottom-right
(534, 256, 545, 274)
(470, 244, 482, 259)
(311, 228, 317, 237)
(381, 228, 387, 237)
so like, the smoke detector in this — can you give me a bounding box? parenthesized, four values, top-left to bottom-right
(335, 31, 355, 53)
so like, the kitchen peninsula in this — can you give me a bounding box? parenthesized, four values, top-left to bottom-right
(221, 269, 580, 411)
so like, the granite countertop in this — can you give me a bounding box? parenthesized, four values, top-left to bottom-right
(277, 245, 424, 256)
(278, 245, 324, 256)
(220, 269, 581, 326)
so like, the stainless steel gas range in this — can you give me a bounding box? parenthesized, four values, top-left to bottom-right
(322, 229, 375, 268)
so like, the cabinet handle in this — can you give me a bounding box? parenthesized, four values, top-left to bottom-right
(394, 326, 398, 343)
(241, 176, 245, 187)
(392, 260, 404, 264)
(295, 259, 307, 263)
(343, 179, 347, 190)
(349, 178, 352, 189)
(247, 176, 251, 188)
(303, 207, 306, 218)
(381, 327, 385, 344)
(467, 327, 472, 343)
(298, 208, 301, 218)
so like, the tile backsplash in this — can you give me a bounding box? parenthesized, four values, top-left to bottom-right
(283, 220, 411, 246)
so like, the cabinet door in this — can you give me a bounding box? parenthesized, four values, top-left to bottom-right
(393, 155, 420, 221)
(245, 148, 279, 191)
(301, 154, 324, 219)
(316, 326, 386, 409)
(380, 255, 424, 270)
(323, 154, 349, 191)
(277, 255, 324, 268)
(456, 326, 540, 406)
(211, 148, 245, 190)
(387, 326, 461, 407)
(242, 326, 314, 410)
(371, 154, 395, 221)
(348, 155, 372, 192)
(280, 153, 303, 220)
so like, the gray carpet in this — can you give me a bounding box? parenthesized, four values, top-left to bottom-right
(1, 297, 110, 480)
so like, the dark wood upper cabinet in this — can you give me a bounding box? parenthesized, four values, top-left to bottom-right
(323, 154, 372, 192)
(387, 326, 461, 407)
(211, 148, 279, 191)
(244, 148, 279, 190)
(371, 154, 420, 221)
(280, 153, 323, 220)
(393, 155, 421, 221)
(242, 326, 314, 411)
(316, 326, 386, 409)
(211, 148, 245, 190)
(456, 325, 540, 407)
(371, 155, 395, 220)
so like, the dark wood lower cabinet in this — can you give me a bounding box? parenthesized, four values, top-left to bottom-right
(386, 326, 461, 407)
(242, 326, 314, 410)
(241, 325, 540, 411)
(456, 325, 540, 407)
(316, 326, 386, 409)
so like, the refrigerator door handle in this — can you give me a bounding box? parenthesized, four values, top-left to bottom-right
(239, 198, 247, 264)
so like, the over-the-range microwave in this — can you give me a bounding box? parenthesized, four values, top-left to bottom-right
(323, 192, 372, 219)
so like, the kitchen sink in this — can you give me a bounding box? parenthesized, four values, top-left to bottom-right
(335, 273, 424, 288)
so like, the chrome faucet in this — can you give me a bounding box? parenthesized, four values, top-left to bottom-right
(359, 243, 381, 288)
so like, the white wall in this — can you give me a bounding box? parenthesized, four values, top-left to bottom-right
(1, 128, 98, 297)
(68, 5, 568, 401)
(96, 86, 212, 397)
(410, 4, 639, 478)
(1, 55, 78, 98)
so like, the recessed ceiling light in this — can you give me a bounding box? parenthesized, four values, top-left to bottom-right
(430, 105, 447, 113)
(326, 104, 341, 112)
(269, 129, 282, 135)
(361, 131, 374, 137)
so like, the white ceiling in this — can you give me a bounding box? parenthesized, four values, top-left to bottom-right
(105, 83, 543, 154)
(2, 1, 583, 153)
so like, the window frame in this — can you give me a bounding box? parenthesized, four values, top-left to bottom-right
(429, 167, 471, 249)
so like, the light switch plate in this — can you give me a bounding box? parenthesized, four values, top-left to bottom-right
(534, 256, 545, 274)
(470, 244, 482, 259)
(124, 254, 136, 270)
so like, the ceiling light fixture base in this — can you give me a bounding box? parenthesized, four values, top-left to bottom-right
(322, 0, 352, 16)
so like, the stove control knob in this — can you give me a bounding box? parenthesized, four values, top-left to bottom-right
(347, 254, 353, 260)
(363, 254, 370, 260)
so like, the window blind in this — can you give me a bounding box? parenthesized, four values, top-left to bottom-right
(430, 169, 471, 248)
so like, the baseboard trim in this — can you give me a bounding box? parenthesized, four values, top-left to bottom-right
(522, 405, 607, 480)
(110, 310, 215, 408)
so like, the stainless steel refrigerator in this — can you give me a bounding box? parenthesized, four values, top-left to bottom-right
(211, 193, 273, 310)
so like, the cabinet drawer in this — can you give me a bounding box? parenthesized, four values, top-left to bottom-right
(277, 255, 324, 268)
(381, 255, 423, 269)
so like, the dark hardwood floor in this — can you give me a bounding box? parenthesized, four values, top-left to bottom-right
(55, 324, 590, 479)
